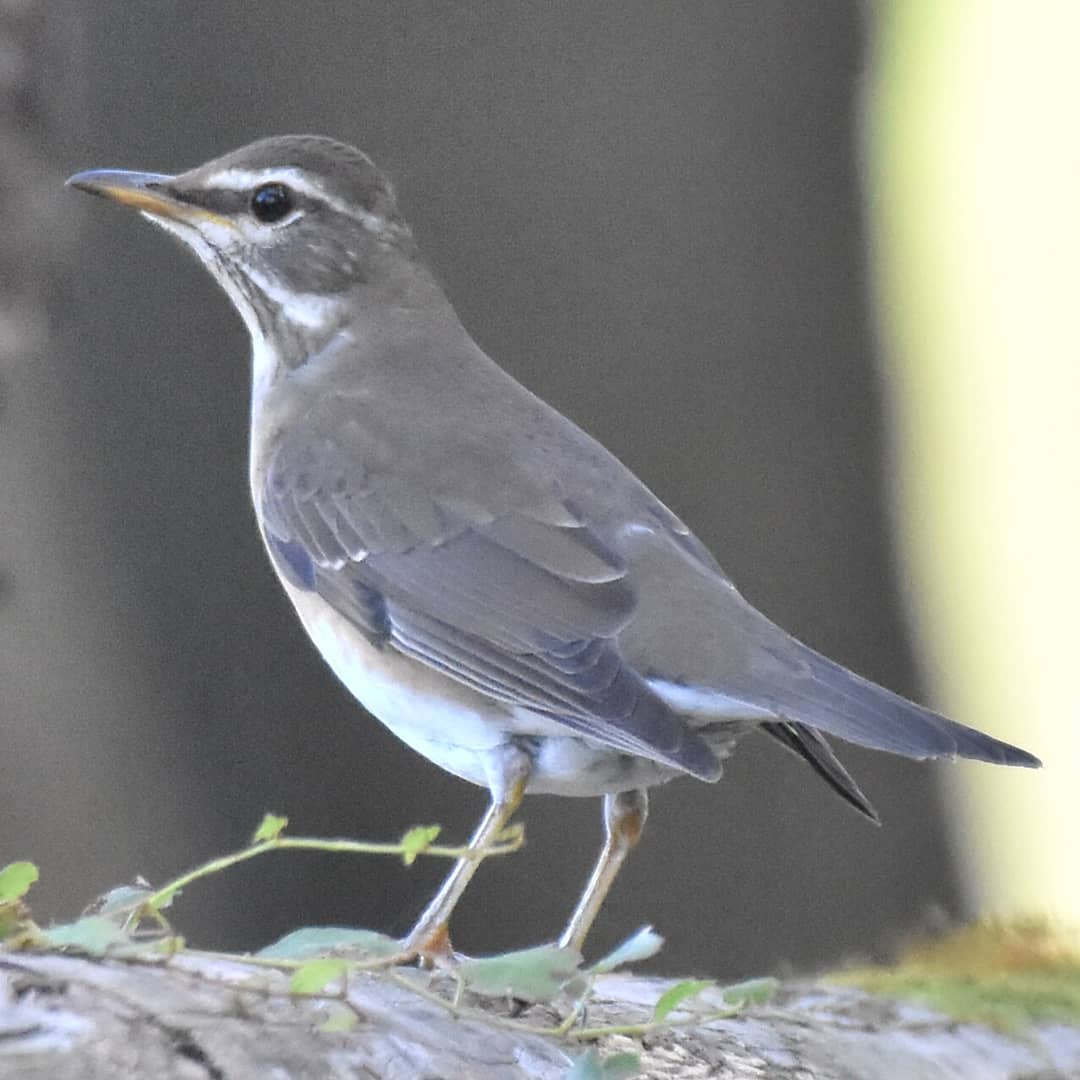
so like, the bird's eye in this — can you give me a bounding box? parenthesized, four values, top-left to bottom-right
(250, 182, 294, 224)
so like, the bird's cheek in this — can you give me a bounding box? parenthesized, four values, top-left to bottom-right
(198, 218, 241, 250)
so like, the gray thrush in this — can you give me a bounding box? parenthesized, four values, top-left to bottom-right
(67, 136, 1040, 958)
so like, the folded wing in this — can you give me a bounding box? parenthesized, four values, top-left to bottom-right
(259, 393, 723, 781)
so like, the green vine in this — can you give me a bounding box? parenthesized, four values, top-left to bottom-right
(0, 812, 776, 1078)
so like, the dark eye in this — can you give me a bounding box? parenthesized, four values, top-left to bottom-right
(250, 182, 294, 223)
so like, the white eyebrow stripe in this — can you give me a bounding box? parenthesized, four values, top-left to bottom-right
(204, 166, 310, 191)
(201, 167, 386, 232)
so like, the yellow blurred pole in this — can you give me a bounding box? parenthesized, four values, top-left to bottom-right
(866, 2, 1079, 916)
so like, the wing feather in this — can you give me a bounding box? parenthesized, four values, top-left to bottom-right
(259, 394, 721, 781)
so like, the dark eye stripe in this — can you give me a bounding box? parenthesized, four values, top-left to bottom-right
(159, 184, 307, 220)
(167, 185, 247, 215)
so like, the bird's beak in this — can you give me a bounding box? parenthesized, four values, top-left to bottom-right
(65, 169, 234, 231)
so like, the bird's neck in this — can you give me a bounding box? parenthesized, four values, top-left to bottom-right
(248, 259, 464, 410)
(261, 239, 455, 371)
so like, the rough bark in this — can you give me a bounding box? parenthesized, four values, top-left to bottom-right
(1, 950, 1077, 1079)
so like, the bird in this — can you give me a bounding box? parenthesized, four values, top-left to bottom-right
(67, 135, 1040, 960)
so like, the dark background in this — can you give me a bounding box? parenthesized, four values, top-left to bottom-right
(2, 3, 962, 977)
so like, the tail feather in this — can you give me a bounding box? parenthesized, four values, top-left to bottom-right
(772, 642, 1041, 768)
(762, 721, 880, 823)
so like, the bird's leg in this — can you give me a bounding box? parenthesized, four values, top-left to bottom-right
(559, 788, 648, 954)
(403, 745, 530, 961)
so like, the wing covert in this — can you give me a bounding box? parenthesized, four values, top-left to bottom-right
(259, 395, 721, 781)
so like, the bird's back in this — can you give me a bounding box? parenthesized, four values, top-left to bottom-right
(257, 319, 1038, 781)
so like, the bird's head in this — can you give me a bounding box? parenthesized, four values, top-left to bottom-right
(67, 135, 425, 362)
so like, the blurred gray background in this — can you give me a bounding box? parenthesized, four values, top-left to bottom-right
(2, 3, 962, 976)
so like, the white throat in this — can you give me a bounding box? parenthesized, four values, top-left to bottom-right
(250, 332, 284, 409)
(141, 210, 345, 409)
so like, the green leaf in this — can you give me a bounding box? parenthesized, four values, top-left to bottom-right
(400, 825, 441, 865)
(720, 976, 778, 1007)
(653, 978, 715, 1021)
(90, 882, 159, 916)
(290, 958, 348, 994)
(42, 916, 129, 956)
(457, 943, 582, 1002)
(252, 812, 289, 843)
(597, 1053, 640, 1080)
(565, 1049, 640, 1080)
(566, 1049, 602, 1080)
(318, 1006, 359, 1033)
(589, 925, 664, 974)
(0, 862, 39, 903)
(257, 926, 401, 960)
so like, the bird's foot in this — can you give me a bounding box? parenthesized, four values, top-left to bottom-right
(401, 921, 463, 970)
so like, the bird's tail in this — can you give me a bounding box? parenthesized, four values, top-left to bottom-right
(769, 640, 1040, 769)
(762, 720, 881, 822)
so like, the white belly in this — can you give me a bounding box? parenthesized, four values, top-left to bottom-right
(280, 582, 680, 796)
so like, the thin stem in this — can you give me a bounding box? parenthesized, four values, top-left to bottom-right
(569, 1007, 742, 1041)
(190, 946, 417, 974)
(385, 969, 467, 1019)
(133, 828, 524, 917)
